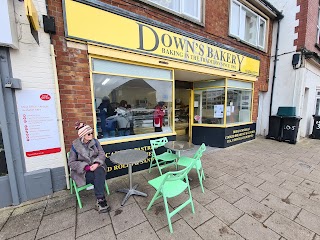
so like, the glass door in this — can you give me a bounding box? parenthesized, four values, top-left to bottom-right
(175, 88, 191, 141)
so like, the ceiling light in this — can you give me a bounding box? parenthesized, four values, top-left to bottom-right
(102, 78, 110, 85)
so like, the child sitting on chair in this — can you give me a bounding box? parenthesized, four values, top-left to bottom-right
(68, 121, 111, 213)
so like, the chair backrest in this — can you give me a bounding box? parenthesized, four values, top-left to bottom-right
(150, 137, 168, 157)
(193, 143, 206, 161)
(162, 160, 195, 184)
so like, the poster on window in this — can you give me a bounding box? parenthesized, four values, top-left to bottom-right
(214, 105, 224, 118)
(16, 89, 61, 157)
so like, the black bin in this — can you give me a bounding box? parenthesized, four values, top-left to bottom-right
(266, 116, 282, 141)
(282, 117, 301, 144)
(310, 115, 320, 139)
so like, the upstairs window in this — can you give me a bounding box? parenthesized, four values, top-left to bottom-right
(230, 0, 267, 50)
(147, 0, 202, 22)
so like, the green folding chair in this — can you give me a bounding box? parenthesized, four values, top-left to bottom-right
(67, 152, 110, 209)
(149, 137, 178, 175)
(147, 161, 196, 233)
(177, 143, 206, 193)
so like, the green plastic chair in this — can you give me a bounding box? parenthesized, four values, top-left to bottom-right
(147, 161, 196, 233)
(177, 143, 206, 193)
(149, 137, 178, 175)
(67, 152, 110, 209)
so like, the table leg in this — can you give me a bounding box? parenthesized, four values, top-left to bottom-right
(117, 163, 148, 206)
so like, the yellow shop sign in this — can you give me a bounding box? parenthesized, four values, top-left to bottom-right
(64, 0, 260, 76)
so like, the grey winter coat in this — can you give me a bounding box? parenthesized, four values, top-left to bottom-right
(68, 138, 106, 187)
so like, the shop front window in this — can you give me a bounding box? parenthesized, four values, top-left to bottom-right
(92, 59, 173, 141)
(0, 123, 8, 176)
(193, 79, 252, 126)
(226, 89, 252, 124)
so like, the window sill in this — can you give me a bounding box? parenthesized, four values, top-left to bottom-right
(134, 0, 205, 27)
(229, 34, 267, 53)
(98, 131, 176, 145)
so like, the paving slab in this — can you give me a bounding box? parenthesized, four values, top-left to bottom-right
(41, 227, 75, 240)
(212, 185, 245, 204)
(44, 196, 75, 215)
(143, 202, 181, 231)
(275, 171, 304, 185)
(0, 208, 13, 230)
(202, 177, 224, 190)
(11, 200, 47, 217)
(294, 170, 320, 183)
(178, 199, 214, 229)
(110, 202, 146, 234)
(300, 180, 320, 192)
(257, 172, 285, 186)
(280, 181, 314, 198)
(9, 229, 37, 240)
(230, 214, 280, 240)
(191, 186, 219, 205)
(237, 173, 265, 187)
(264, 212, 314, 240)
(260, 194, 301, 220)
(76, 209, 111, 237)
(220, 166, 245, 178)
(233, 196, 273, 222)
(205, 198, 243, 225)
(36, 208, 76, 239)
(204, 167, 227, 179)
(315, 235, 320, 240)
(295, 209, 320, 235)
(76, 225, 116, 240)
(288, 193, 320, 216)
(195, 217, 244, 240)
(0, 208, 43, 239)
(217, 174, 244, 189)
(116, 221, 159, 240)
(156, 219, 202, 239)
(236, 183, 269, 202)
(258, 182, 291, 199)
(309, 190, 320, 202)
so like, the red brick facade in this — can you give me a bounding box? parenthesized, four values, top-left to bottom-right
(295, 0, 320, 54)
(47, 0, 274, 149)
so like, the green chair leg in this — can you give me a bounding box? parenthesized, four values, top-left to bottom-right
(74, 181, 83, 209)
(70, 177, 73, 194)
(105, 181, 110, 195)
(197, 169, 205, 193)
(163, 195, 173, 233)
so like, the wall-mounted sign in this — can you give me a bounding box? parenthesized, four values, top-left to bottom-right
(63, 0, 260, 77)
(16, 89, 61, 157)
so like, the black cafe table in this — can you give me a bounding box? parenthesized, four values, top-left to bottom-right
(110, 149, 148, 206)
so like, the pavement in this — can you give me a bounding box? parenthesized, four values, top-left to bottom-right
(1, 136, 320, 240)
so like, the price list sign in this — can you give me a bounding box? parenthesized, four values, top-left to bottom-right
(16, 90, 61, 157)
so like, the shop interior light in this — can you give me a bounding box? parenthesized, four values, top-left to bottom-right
(102, 78, 110, 85)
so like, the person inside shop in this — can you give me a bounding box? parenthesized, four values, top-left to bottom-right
(98, 97, 116, 138)
(116, 100, 131, 136)
(68, 122, 111, 213)
(153, 101, 166, 132)
(126, 104, 135, 135)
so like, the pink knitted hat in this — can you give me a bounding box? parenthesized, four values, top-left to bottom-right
(75, 122, 93, 138)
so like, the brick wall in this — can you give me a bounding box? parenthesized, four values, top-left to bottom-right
(295, 0, 320, 54)
(47, 0, 274, 148)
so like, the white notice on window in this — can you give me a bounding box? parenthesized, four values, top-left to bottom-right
(16, 89, 61, 157)
(214, 105, 224, 118)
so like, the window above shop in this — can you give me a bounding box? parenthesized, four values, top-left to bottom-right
(91, 58, 174, 143)
(139, 0, 203, 24)
(229, 0, 267, 50)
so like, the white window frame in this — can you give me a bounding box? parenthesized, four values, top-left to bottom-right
(229, 0, 267, 50)
(142, 0, 203, 23)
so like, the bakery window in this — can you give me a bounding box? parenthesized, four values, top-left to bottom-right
(91, 58, 174, 141)
(193, 79, 253, 126)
